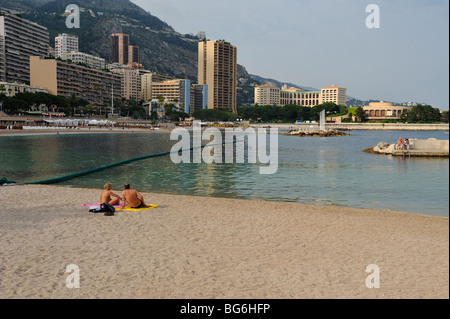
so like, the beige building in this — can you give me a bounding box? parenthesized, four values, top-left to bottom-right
(30, 56, 121, 107)
(0, 10, 49, 83)
(112, 68, 141, 101)
(151, 79, 191, 114)
(198, 40, 237, 113)
(280, 87, 322, 107)
(60, 51, 106, 69)
(254, 84, 280, 106)
(321, 85, 347, 106)
(141, 72, 175, 102)
(0, 81, 48, 97)
(363, 102, 411, 120)
(257, 84, 347, 107)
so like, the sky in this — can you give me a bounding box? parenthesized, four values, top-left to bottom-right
(131, 0, 449, 110)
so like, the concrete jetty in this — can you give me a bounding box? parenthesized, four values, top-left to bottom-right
(365, 138, 449, 157)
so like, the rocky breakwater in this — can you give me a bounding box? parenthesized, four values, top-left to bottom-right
(364, 139, 449, 157)
(286, 129, 348, 137)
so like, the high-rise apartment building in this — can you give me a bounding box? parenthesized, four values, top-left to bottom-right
(30, 56, 121, 107)
(198, 40, 237, 113)
(111, 33, 129, 65)
(190, 84, 208, 116)
(55, 33, 78, 58)
(112, 67, 141, 101)
(128, 45, 139, 64)
(0, 10, 49, 83)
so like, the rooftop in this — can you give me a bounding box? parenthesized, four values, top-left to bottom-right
(323, 85, 344, 89)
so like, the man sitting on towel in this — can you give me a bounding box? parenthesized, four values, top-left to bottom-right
(100, 182, 121, 206)
(121, 183, 150, 209)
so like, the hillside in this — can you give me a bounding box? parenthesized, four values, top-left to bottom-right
(0, 0, 261, 105)
(249, 74, 318, 92)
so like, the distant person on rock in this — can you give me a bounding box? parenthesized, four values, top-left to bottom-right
(397, 137, 404, 150)
(403, 138, 410, 150)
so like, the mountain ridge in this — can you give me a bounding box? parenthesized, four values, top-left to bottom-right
(0, 0, 414, 107)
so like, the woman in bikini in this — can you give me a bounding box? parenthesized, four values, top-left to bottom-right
(100, 182, 121, 206)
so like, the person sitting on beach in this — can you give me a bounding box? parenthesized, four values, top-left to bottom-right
(121, 184, 150, 209)
(397, 137, 404, 150)
(100, 182, 121, 206)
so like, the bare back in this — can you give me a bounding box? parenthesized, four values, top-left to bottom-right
(121, 189, 142, 208)
(100, 189, 120, 204)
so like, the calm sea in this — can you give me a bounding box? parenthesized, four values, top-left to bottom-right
(0, 130, 448, 216)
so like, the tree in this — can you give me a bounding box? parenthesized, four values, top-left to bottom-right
(193, 109, 238, 122)
(355, 106, 366, 122)
(2, 97, 28, 114)
(400, 109, 408, 123)
(165, 103, 189, 121)
(441, 111, 449, 123)
(406, 104, 441, 123)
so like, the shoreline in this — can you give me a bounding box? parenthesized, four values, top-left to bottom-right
(0, 185, 448, 299)
(0, 122, 448, 136)
(0, 127, 173, 136)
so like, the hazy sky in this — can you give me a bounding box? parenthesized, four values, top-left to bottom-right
(131, 0, 449, 110)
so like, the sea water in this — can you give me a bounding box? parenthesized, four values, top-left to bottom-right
(0, 130, 448, 216)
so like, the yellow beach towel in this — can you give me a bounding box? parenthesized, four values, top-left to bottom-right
(116, 204, 160, 212)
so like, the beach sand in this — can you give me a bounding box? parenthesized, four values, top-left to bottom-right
(0, 185, 448, 299)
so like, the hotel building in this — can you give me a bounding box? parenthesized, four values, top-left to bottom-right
(198, 40, 237, 113)
(30, 56, 121, 107)
(280, 86, 322, 107)
(0, 10, 49, 83)
(255, 84, 347, 107)
(321, 85, 347, 106)
(141, 72, 174, 102)
(151, 79, 191, 114)
(254, 84, 280, 106)
(55, 33, 78, 58)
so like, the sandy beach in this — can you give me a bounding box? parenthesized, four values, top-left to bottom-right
(0, 185, 448, 299)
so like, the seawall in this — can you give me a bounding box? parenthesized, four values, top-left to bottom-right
(251, 123, 449, 131)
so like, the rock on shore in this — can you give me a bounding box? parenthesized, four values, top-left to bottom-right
(286, 130, 348, 137)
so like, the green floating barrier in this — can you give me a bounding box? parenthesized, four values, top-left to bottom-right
(26, 140, 235, 185)
(1, 177, 16, 185)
